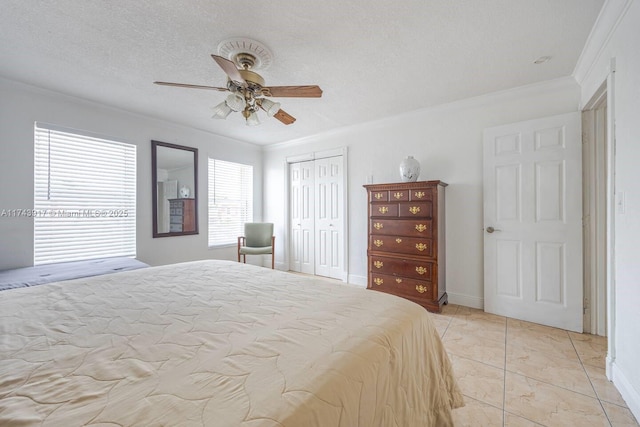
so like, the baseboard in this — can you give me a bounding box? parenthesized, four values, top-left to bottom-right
(612, 362, 640, 422)
(277, 265, 365, 286)
(348, 274, 367, 287)
(447, 291, 484, 309)
(607, 355, 614, 380)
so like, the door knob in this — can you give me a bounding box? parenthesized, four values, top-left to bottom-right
(486, 226, 501, 233)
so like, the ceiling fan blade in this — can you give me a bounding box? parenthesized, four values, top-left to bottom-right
(273, 109, 296, 125)
(211, 55, 246, 86)
(154, 81, 229, 91)
(263, 85, 322, 98)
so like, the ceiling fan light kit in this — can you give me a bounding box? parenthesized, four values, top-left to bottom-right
(244, 109, 261, 126)
(258, 98, 281, 117)
(225, 92, 246, 112)
(154, 38, 322, 127)
(211, 102, 232, 119)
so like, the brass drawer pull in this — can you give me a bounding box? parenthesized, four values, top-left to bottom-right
(396, 238, 402, 243)
(378, 206, 389, 214)
(415, 243, 427, 252)
(374, 261, 384, 269)
(374, 278, 384, 286)
(415, 224, 427, 232)
(414, 191, 425, 199)
(416, 285, 428, 294)
(374, 193, 384, 200)
(409, 206, 421, 215)
(395, 278, 403, 284)
(374, 239, 384, 247)
(416, 266, 427, 275)
(373, 222, 383, 230)
(393, 192, 403, 199)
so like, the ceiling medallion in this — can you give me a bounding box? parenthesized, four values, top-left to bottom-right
(217, 37, 273, 71)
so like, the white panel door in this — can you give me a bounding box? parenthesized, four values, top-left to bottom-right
(483, 112, 583, 332)
(289, 161, 315, 274)
(314, 156, 344, 279)
(289, 163, 302, 272)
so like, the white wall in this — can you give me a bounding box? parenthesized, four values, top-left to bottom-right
(576, 0, 640, 418)
(263, 77, 581, 307)
(0, 77, 263, 269)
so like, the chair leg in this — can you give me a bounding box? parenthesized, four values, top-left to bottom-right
(271, 236, 275, 269)
(243, 254, 246, 264)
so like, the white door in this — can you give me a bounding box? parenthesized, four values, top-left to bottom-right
(314, 156, 344, 280)
(483, 112, 583, 332)
(289, 161, 315, 274)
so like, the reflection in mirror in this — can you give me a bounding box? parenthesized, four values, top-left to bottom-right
(152, 141, 198, 237)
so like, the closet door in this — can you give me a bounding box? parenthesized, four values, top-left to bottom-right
(289, 161, 315, 274)
(315, 156, 344, 280)
(289, 156, 345, 280)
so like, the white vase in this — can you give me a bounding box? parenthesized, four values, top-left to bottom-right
(399, 156, 420, 182)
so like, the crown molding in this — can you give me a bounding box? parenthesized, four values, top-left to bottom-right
(573, 0, 634, 85)
(264, 76, 578, 152)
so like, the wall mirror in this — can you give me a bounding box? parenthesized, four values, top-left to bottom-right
(152, 140, 198, 237)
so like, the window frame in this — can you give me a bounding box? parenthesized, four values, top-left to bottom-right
(207, 158, 254, 248)
(33, 122, 137, 265)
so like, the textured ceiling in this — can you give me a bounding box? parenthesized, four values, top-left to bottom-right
(0, 0, 604, 145)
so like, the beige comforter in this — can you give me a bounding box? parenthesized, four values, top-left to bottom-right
(0, 260, 462, 426)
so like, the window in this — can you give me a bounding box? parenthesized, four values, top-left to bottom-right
(208, 158, 253, 246)
(34, 123, 136, 265)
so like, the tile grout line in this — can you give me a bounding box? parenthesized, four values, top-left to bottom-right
(506, 369, 605, 401)
(505, 327, 610, 422)
(568, 331, 614, 427)
(504, 326, 607, 399)
(448, 309, 634, 426)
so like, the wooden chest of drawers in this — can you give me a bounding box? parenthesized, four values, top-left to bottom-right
(168, 198, 196, 233)
(363, 181, 447, 312)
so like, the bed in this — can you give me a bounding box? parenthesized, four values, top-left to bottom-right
(0, 260, 463, 426)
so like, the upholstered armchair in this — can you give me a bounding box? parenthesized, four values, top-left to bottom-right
(237, 223, 275, 269)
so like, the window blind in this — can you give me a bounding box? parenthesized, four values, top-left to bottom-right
(208, 158, 253, 246)
(34, 123, 136, 265)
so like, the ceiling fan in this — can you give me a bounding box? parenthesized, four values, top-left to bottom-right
(154, 38, 322, 126)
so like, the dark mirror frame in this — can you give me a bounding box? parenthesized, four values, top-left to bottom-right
(151, 140, 199, 238)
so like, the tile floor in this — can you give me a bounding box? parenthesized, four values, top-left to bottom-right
(429, 304, 639, 427)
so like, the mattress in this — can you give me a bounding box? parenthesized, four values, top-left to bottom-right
(0, 257, 149, 291)
(0, 260, 463, 426)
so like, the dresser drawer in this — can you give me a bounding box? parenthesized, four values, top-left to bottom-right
(370, 256, 435, 282)
(399, 201, 433, 218)
(370, 235, 435, 258)
(389, 190, 409, 201)
(370, 272, 436, 300)
(370, 219, 434, 238)
(370, 203, 399, 218)
(409, 188, 433, 201)
(370, 191, 388, 202)
(369, 190, 412, 202)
